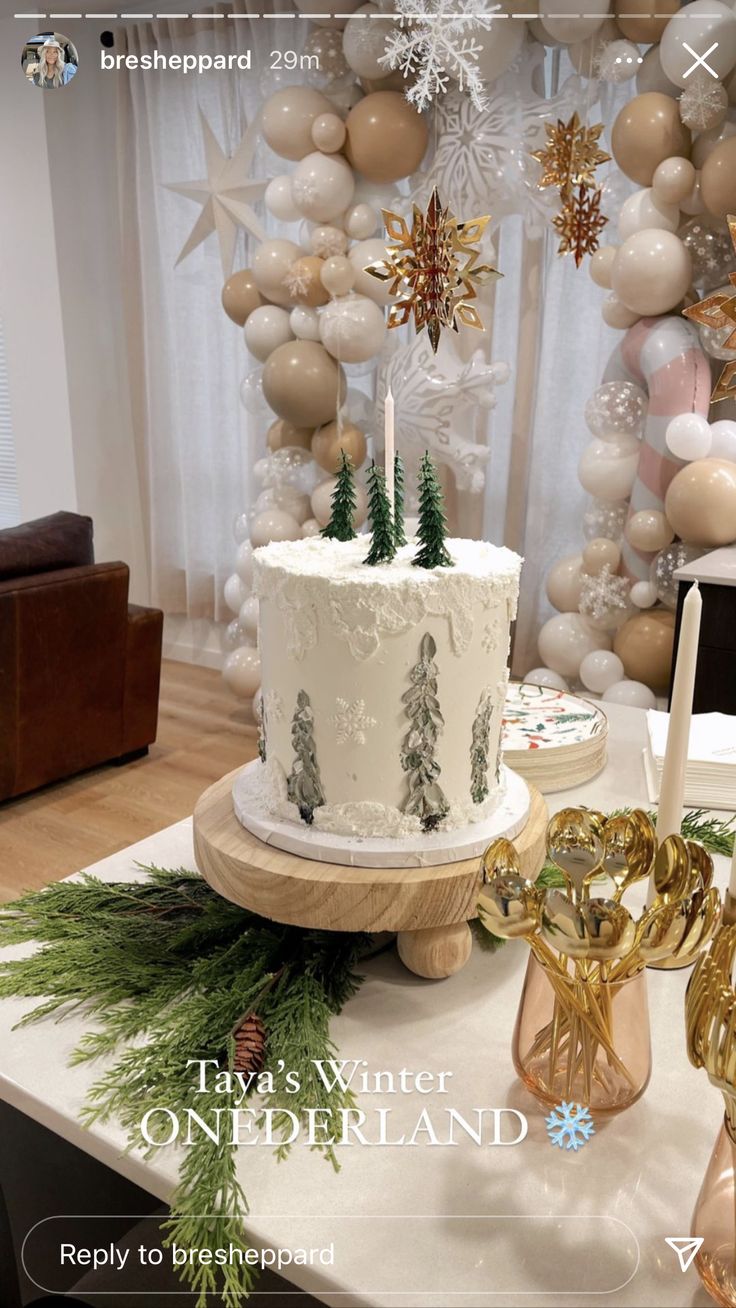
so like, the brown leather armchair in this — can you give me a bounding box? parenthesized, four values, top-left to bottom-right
(0, 511, 163, 801)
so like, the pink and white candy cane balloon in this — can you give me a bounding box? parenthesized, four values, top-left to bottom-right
(601, 316, 711, 582)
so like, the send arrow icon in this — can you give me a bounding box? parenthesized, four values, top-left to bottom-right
(665, 1237, 704, 1272)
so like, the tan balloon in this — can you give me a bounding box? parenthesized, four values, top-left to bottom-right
(345, 92, 429, 183)
(545, 554, 584, 611)
(253, 239, 304, 308)
(615, 0, 677, 42)
(311, 420, 367, 473)
(701, 137, 736, 220)
(267, 418, 314, 452)
(625, 508, 675, 552)
(221, 269, 263, 326)
(665, 458, 736, 546)
(582, 538, 621, 575)
(611, 230, 692, 316)
(311, 475, 368, 529)
(287, 256, 329, 308)
(261, 87, 334, 161)
(611, 93, 691, 187)
(262, 340, 347, 428)
(613, 610, 675, 692)
(692, 119, 736, 169)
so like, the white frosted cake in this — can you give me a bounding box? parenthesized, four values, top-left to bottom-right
(245, 536, 521, 840)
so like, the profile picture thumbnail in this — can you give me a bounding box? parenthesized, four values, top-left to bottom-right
(22, 32, 79, 89)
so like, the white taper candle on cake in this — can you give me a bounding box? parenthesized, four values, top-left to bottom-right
(654, 581, 702, 851)
(384, 387, 395, 515)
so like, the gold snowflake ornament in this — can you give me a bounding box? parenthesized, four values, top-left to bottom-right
(553, 184, 608, 268)
(683, 215, 736, 404)
(365, 187, 501, 353)
(532, 112, 611, 193)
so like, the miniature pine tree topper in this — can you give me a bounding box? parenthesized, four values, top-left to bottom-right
(393, 452, 408, 548)
(321, 449, 357, 542)
(364, 460, 397, 566)
(413, 451, 452, 569)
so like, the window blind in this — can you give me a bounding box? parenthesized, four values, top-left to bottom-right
(0, 318, 20, 528)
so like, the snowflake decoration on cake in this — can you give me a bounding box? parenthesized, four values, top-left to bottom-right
(579, 564, 630, 623)
(679, 73, 729, 132)
(482, 618, 501, 654)
(366, 187, 500, 353)
(264, 690, 285, 724)
(331, 698, 377, 746)
(532, 112, 611, 194)
(553, 184, 608, 267)
(380, 0, 501, 113)
(683, 215, 736, 403)
(546, 1101, 595, 1151)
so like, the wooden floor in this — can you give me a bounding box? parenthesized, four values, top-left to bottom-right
(0, 661, 258, 902)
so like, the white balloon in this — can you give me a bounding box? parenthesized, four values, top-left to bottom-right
(235, 540, 254, 586)
(265, 175, 301, 223)
(243, 305, 294, 363)
(289, 305, 322, 341)
(249, 509, 302, 547)
(710, 419, 736, 461)
(252, 239, 303, 307)
(541, 0, 609, 45)
(233, 512, 250, 544)
(224, 572, 249, 614)
(579, 649, 625, 693)
(537, 612, 612, 679)
(343, 5, 394, 78)
(291, 151, 355, 223)
(578, 436, 641, 502)
(319, 294, 386, 363)
(523, 667, 570, 692)
(238, 595, 259, 642)
(618, 188, 680, 240)
(602, 679, 657, 709)
(349, 238, 394, 306)
(223, 646, 261, 698)
(660, 0, 736, 89)
(302, 516, 322, 538)
(255, 486, 312, 524)
(665, 412, 713, 461)
(472, 13, 524, 81)
(223, 617, 246, 653)
(343, 203, 378, 240)
(630, 580, 658, 608)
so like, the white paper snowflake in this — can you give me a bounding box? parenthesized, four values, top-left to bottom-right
(579, 565, 630, 623)
(311, 228, 346, 259)
(264, 690, 285, 724)
(679, 73, 728, 132)
(331, 698, 377, 746)
(380, 0, 500, 112)
(282, 263, 311, 298)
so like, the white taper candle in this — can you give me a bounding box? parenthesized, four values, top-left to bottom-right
(654, 581, 702, 852)
(384, 387, 395, 515)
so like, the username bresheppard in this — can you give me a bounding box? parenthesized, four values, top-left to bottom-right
(101, 50, 252, 73)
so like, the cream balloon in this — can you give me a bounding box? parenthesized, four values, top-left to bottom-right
(618, 188, 680, 239)
(349, 238, 393, 305)
(660, 0, 736, 89)
(302, 518, 322, 538)
(310, 225, 348, 259)
(343, 203, 378, 240)
(710, 419, 736, 461)
(545, 554, 584, 611)
(291, 152, 355, 223)
(249, 509, 302, 548)
(652, 156, 696, 205)
(602, 294, 641, 329)
(578, 436, 641, 502)
(602, 679, 657, 709)
(630, 580, 658, 608)
(611, 230, 692, 315)
(680, 172, 706, 216)
(471, 11, 525, 81)
(311, 475, 368, 529)
(238, 595, 259, 643)
(223, 646, 261, 699)
(261, 87, 334, 162)
(568, 18, 620, 74)
(319, 295, 386, 363)
(235, 541, 253, 587)
(579, 649, 625, 693)
(582, 537, 621, 575)
(224, 572, 249, 615)
(264, 175, 301, 223)
(343, 5, 395, 79)
(590, 245, 617, 289)
(665, 412, 712, 461)
(524, 667, 570, 692)
(538, 613, 611, 679)
(321, 255, 356, 297)
(540, 0, 609, 45)
(243, 305, 294, 363)
(255, 486, 312, 525)
(625, 509, 675, 552)
(289, 305, 322, 341)
(312, 113, 346, 153)
(252, 239, 303, 307)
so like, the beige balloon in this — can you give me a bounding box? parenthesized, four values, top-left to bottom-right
(611, 93, 691, 187)
(616, 0, 677, 42)
(611, 230, 692, 316)
(625, 509, 675, 552)
(613, 610, 675, 692)
(540, 0, 609, 44)
(665, 458, 736, 546)
(261, 87, 334, 161)
(589, 245, 617, 289)
(253, 239, 304, 308)
(345, 92, 429, 183)
(568, 19, 619, 75)
(545, 554, 584, 611)
(321, 255, 356, 297)
(221, 269, 263, 326)
(652, 156, 696, 205)
(311, 475, 368, 529)
(602, 293, 641, 329)
(349, 237, 393, 306)
(262, 340, 347, 429)
(267, 418, 314, 452)
(311, 420, 367, 473)
(701, 137, 736, 219)
(287, 256, 329, 308)
(692, 119, 736, 170)
(312, 112, 347, 153)
(582, 538, 621, 575)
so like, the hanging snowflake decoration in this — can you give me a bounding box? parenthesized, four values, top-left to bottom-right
(553, 183, 608, 267)
(331, 698, 377, 746)
(679, 72, 728, 132)
(545, 1101, 595, 1151)
(532, 112, 611, 193)
(380, 0, 501, 113)
(579, 564, 630, 624)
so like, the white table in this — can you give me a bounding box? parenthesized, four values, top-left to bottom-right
(0, 703, 723, 1307)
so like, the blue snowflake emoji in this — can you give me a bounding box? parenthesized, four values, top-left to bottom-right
(545, 1101, 595, 1151)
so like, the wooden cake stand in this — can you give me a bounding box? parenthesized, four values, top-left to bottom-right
(193, 769, 548, 980)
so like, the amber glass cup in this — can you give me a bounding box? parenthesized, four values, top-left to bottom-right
(692, 1113, 736, 1307)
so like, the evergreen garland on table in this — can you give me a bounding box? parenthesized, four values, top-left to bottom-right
(400, 632, 449, 831)
(470, 690, 494, 805)
(413, 451, 452, 570)
(393, 452, 407, 548)
(286, 689, 325, 824)
(364, 461, 397, 565)
(321, 449, 357, 542)
(0, 868, 368, 1308)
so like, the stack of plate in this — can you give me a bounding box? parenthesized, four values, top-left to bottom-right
(502, 682, 608, 792)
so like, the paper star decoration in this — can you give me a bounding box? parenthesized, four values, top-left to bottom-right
(165, 109, 267, 276)
(365, 187, 500, 353)
(532, 112, 610, 193)
(553, 183, 608, 267)
(683, 215, 736, 403)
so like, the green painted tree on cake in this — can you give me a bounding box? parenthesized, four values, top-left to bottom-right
(287, 690, 325, 825)
(400, 632, 449, 831)
(321, 449, 357, 542)
(470, 689, 494, 804)
(364, 460, 397, 565)
(393, 452, 407, 548)
(413, 451, 452, 569)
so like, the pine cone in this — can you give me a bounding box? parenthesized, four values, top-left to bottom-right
(232, 1011, 266, 1075)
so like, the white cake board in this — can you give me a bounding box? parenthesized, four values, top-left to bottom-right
(231, 761, 531, 869)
